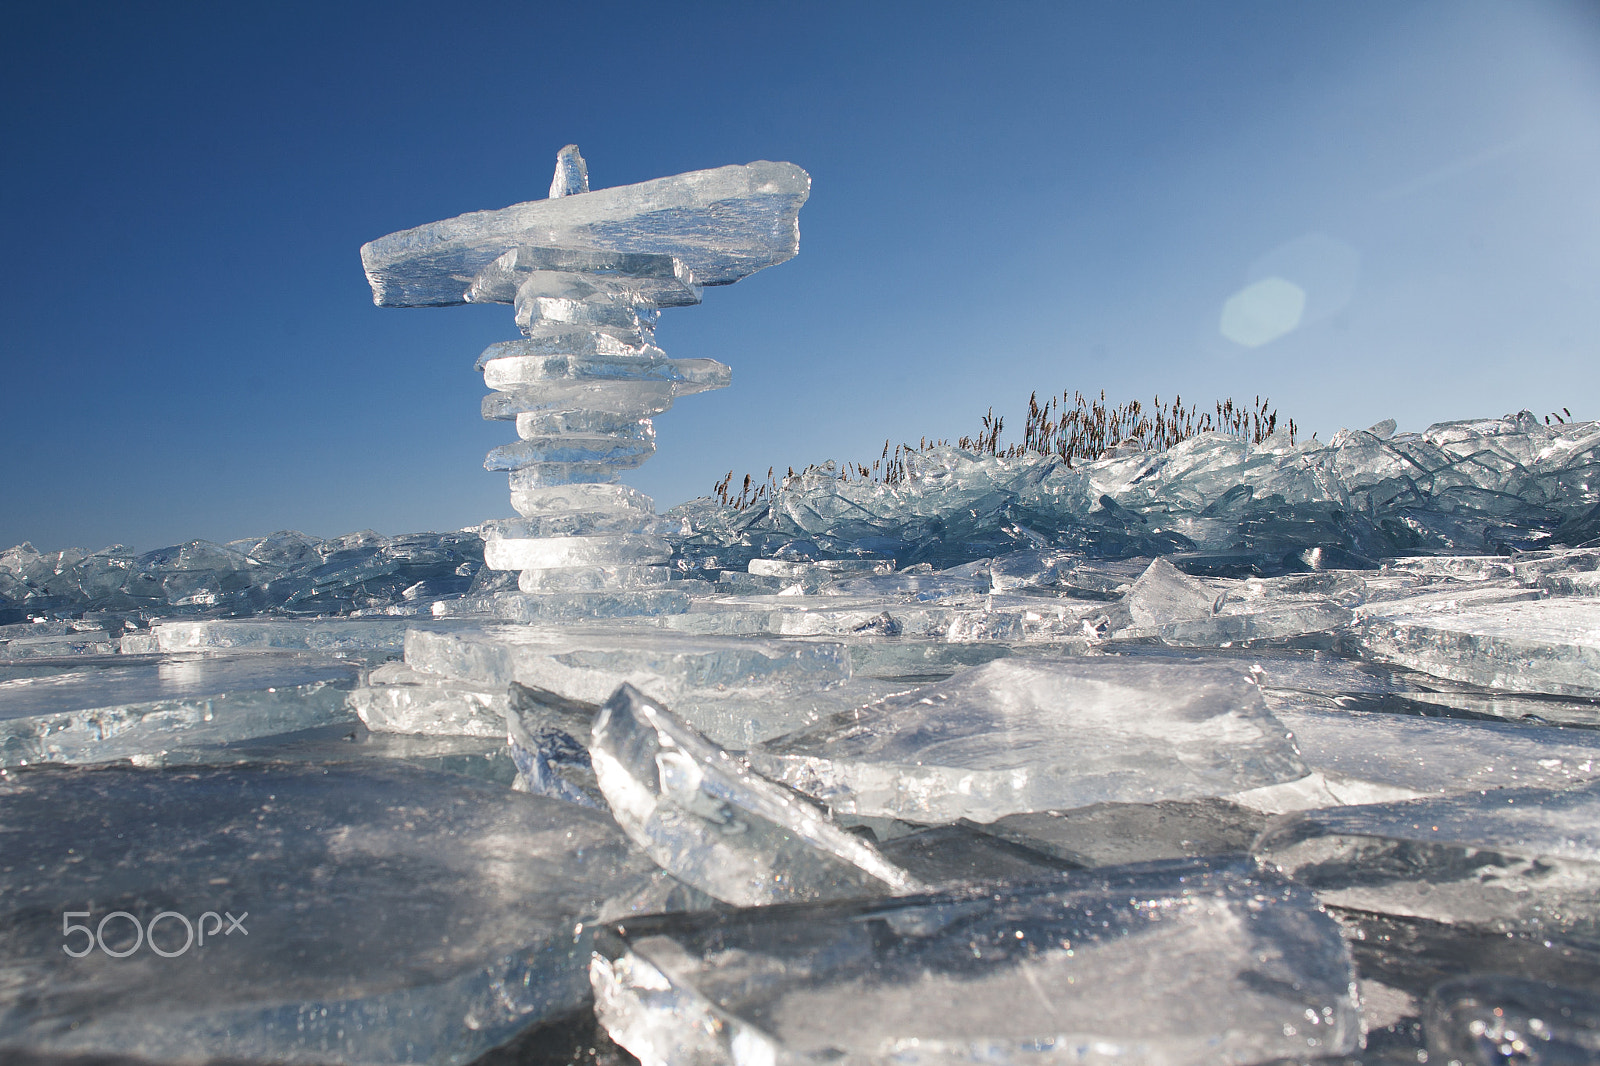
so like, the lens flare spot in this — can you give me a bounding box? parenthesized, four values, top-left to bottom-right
(1220, 277, 1307, 347)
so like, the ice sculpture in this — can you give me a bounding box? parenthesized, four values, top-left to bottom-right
(361, 146, 809, 617)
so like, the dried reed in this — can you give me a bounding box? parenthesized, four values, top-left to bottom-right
(712, 391, 1296, 509)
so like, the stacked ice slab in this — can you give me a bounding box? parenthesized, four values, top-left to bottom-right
(361, 146, 810, 613)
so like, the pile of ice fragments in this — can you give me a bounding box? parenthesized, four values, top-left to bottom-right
(3, 147, 1599, 1065)
(4, 410, 1598, 1065)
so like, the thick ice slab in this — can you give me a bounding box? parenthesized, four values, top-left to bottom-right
(493, 482, 656, 528)
(516, 564, 673, 593)
(484, 434, 656, 472)
(505, 682, 605, 806)
(478, 344, 731, 391)
(591, 859, 1360, 1066)
(651, 598, 960, 641)
(348, 661, 506, 737)
(1255, 782, 1600, 938)
(403, 624, 850, 707)
(483, 533, 670, 570)
(149, 616, 483, 657)
(361, 160, 810, 305)
(750, 659, 1306, 823)
(464, 246, 703, 308)
(1274, 705, 1600, 795)
(589, 683, 919, 905)
(0, 762, 659, 1064)
(433, 586, 690, 621)
(1359, 596, 1600, 696)
(0, 628, 116, 658)
(0, 653, 359, 766)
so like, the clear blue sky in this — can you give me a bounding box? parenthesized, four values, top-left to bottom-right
(4, 1, 1598, 552)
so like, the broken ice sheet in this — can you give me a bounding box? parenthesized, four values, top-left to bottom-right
(0, 653, 359, 767)
(1358, 595, 1600, 697)
(134, 720, 520, 785)
(1128, 598, 1354, 647)
(1329, 905, 1600, 1040)
(0, 761, 660, 1064)
(0, 627, 116, 658)
(590, 859, 1360, 1066)
(589, 683, 919, 906)
(873, 822, 1081, 883)
(1254, 782, 1600, 938)
(1113, 560, 1358, 646)
(1270, 704, 1600, 795)
(749, 658, 1307, 823)
(149, 615, 486, 658)
(984, 797, 1270, 867)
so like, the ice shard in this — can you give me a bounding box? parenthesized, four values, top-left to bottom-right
(1254, 782, 1600, 938)
(590, 859, 1360, 1066)
(750, 659, 1307, 823)
(1124, 556, 1216, 627)
(504, 681, 605, 807)
(361, 147, 808, 616)
(588, 683, 920, 906)
(0, 761, 660, 1064)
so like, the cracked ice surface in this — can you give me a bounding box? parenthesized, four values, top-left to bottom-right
(748, 658, 1307, 823)
(0, 762, 660, 1064)
(6, 516, 1600, 1062)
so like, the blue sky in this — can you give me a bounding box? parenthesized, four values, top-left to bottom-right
(3, 1, 1598, 552)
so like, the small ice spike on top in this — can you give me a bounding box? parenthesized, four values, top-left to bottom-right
(550, 145, 589, 199)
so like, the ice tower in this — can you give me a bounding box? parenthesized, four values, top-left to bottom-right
(361, 146, 810, 618)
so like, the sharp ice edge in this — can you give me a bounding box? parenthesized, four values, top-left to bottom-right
(590, 859, 1361, 1065)
(589, 683, 922, 906)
